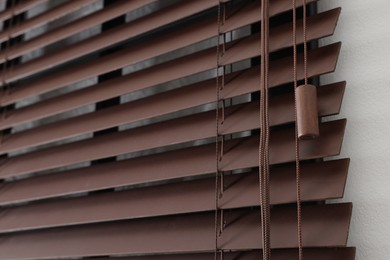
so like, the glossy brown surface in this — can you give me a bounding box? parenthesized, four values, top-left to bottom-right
(0, 8, 340, 105)
(0, 0, 155, 61)
(0, 204, 352, 259)
(0, 81, 344, 154)
(93, 248, 356, 260)
(0, 42, 341, 130)
(296, 84, 320, 139)
(0, 159, 349, 231)
(0, 118, 346, 179)
(0, 0, 354, 258)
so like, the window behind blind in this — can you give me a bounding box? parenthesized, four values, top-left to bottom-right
(0, 0, 355, 259)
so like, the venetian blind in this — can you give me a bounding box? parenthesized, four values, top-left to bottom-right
(0, 0, 355, 259)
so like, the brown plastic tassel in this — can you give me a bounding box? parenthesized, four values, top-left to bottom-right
(295, 84, 319, 140)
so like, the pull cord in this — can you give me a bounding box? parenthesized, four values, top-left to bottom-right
(259, 0, 271, 259)
(292, 0, 309, 259)
(215, 1, 224, 260)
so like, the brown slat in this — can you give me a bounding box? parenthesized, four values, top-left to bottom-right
(0, 40, 342, 130)
(224, 204, 352, 249)
(0, 159, 349, 232)
(0, 2, 351, 260)
(0, 118, 346, 180)
(1, 0, 214, 83)
(0, 139, 349, 206)
(0, 0, 155, 62)
(0, 8, 340, 105)
(0, 0, 316, 77)
(0, 0, 97, 43)
(0, 0, 45, 22)
(0, 1, 322, 129)
(92, 248, 356, 260)
(0, 204, 352, 259)
(0, 81, 345, 154)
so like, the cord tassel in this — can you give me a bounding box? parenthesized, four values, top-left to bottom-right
(296, 84, 319, 140)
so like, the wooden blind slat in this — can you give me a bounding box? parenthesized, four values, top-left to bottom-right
(0, 157, 349, 207)
(0, 0, 215, 83)
(0, 204, 352, 259)
(0, 78, 345, 155)
(0, 0, 353, 258)
(0, 41, 341, 130)
(91, 248, 356, 260)
(0, 9, 340, 106)
(1, 1, 332, 83)
(0, 159, 349, 232)
(0, 0, 97, 43)
(0, 0, 316, 64)
(0, 142, 350, 206)
(0, 0, 45, 22)
(0, 119, 346, 180)
(0, 153, 349, 206)
(0, 0, 155, 62)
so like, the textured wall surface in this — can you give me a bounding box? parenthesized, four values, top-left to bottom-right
(318, 1, 390, 259)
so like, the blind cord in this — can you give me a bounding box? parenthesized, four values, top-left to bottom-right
(303, 0, 309, 86)
(215, 2, 223, 260)
(293, 0, 305, 259)
(259, 0, 271, 259)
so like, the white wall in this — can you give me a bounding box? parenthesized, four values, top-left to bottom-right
(318, 1, 390, 259)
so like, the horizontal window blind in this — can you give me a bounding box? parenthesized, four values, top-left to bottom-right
(0, 0, 355, 259)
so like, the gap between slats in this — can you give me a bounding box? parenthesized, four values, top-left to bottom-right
(90, 248, 356, 260)
(0, 0, 98, 43)
(0, 0, 45, 22)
